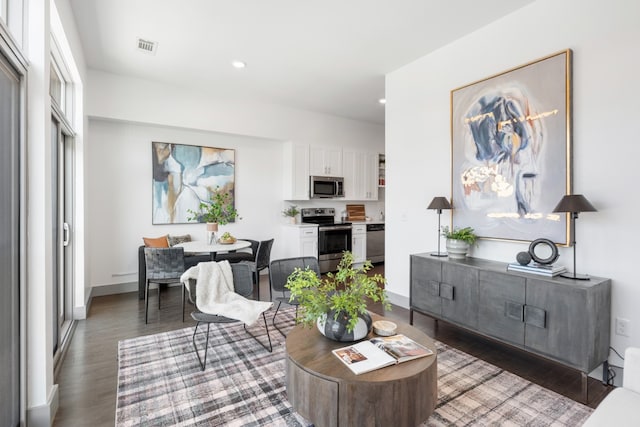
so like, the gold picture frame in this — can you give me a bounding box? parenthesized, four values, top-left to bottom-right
(450, 50, 572, 245)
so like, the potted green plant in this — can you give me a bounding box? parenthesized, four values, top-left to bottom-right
(441, 226, 477, 259)
(282, 204, 300, 224)
(286, 251, 390, 342)
(187, 188, 240, 238)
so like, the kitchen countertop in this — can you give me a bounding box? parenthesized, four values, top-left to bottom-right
(282, 220, 385, 227)
(283, 222, 318, 228)
(350, 220, 385, 225)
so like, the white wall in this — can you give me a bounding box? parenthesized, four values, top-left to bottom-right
(85, 72, 384, 290)
(386, 0, 640, 371)
(87, 119, 285, 287)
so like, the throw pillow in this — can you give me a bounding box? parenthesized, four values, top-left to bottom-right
(168, 234, 192, 246)
(143, 235, 169, 248)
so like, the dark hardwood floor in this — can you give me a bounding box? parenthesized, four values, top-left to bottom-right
(53, 264, 611, 426)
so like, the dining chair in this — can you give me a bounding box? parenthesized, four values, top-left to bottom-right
(268, 256, 320, 337)
(143, 247, 186, 324)
(214, 239, 259, 263)
(240, 238, 274, 300)
(186, 262, 272, 370)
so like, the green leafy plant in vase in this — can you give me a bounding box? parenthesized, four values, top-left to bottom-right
(187, 188, 240, 243)
(441, 226, 477, 259)
(187, 188, 240, 226)
(282, 204, 300, 224)
(286, 251, 390, 342)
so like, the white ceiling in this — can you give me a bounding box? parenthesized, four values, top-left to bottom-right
(68, 0, 534, 124)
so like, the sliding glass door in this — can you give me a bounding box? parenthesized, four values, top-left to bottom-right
(51, 115, 74, 356)
(0, 49, 21, 427)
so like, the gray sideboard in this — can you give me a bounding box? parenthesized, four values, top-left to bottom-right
(409, 253, 611, 402)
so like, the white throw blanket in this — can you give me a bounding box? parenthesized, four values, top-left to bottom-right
(180, 261, 272, 326)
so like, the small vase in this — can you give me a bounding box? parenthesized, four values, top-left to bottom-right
(317, 310, 372, 342)
(446, 239, 469, 259)
(206, 222, 218, 244)
(289, 216, 297, 224)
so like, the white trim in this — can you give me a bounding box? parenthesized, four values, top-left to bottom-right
(0, 10, 26, 69)
(0, 0, 6, 23)
(386, 290, 409, 309)
(91, 282, 140, 297)
(26, 384, 58, 427)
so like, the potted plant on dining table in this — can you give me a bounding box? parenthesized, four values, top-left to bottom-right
(187, 188, 240, 243)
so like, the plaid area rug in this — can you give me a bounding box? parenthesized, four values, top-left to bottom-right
(116, 308, 593, 426)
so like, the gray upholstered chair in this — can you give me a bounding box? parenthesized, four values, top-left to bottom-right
(185, 262, 272, 370)
(143, 247, 186, 324)
(268, 256, 320, 337)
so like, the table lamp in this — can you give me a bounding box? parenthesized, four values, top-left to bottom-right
(427, 197, 452, 257)
(552, 194, 597, 280)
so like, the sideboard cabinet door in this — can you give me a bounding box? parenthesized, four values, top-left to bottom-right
(524, 278, 589, 370)
(478, 271, 526, 346)
(410, 255, 442, 317)
(441, 263, 479, 329)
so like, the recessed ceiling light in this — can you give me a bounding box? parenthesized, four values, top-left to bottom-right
(378, 98, 386, 105)
(232, 61, 246, 69)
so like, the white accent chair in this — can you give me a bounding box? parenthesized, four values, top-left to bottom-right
(583, 347, 640, 427)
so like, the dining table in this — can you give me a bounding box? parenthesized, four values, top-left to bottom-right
(174, 239, 252, 260)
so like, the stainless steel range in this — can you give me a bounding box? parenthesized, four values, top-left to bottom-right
(301, 207, 352, 273)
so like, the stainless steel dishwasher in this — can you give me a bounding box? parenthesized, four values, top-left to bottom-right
(366, 223, 384, 263)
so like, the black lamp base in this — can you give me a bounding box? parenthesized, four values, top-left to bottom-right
(560, 272, 591, 280)
(430, 252, 448, 257)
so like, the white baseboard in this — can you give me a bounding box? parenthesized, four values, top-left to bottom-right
(28, 384, 58, 427)
(91, 281, 139, 296)
(386, 291, 409, 309)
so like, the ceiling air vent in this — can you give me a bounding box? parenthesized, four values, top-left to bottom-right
(136, 38, 158, 55)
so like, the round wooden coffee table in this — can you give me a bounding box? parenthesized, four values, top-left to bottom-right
(285, 313, 437, 427)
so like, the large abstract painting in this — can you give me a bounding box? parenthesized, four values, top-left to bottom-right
(152, 142, 235, 224)
(451, 50, 572, 245)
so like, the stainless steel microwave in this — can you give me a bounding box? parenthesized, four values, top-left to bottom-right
(310, 175, 344, 198)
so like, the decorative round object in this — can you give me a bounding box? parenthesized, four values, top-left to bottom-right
(528, 238, 559, 265)
(372, 320, 397, 336)
(446, 239, 470, 259)
(516, 251, 532, 266)
(317, 310, 372, 342)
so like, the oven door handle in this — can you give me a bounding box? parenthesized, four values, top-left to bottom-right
(319, 225, 352, 231)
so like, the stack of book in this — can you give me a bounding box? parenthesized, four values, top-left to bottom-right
(507, 262, 566, 277)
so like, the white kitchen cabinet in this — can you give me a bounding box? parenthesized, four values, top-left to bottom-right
(351, 224, 367, 264)
(282, 225, 318, 258)
(310, 145, 342, 177)
(343, 149, 378, 200)
(283, 142, 310, 200)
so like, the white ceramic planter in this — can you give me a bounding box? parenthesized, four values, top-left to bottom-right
(446, 239, 469, 259)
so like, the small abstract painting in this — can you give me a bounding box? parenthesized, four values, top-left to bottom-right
(451, 50, 572, 245)
(152, 142, 235, 224)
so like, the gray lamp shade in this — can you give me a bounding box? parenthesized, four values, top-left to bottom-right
(427, 197, 452, 210)
(552, 194, 597, 213)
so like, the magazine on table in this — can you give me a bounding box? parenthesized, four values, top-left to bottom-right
(332, 334, 433, 375)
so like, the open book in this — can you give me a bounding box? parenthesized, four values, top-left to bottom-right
(332, 334, 434, 375)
